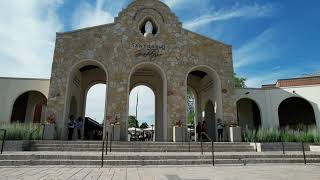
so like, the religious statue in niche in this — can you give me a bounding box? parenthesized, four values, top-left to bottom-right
(144, 20, 154, 37)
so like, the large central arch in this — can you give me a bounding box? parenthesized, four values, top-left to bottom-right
(63, 60, 108, 140)
(127, 62, 167, 141)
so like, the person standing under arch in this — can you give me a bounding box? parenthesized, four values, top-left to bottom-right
(217, 118, 224, 142)
(68, 115, 75, 140)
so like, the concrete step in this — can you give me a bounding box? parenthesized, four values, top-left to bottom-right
(31, 144, 253, 148)
(1, 154, 319, 161)
(1, 158, 319, 166)
(31, 147, 255, 152)
(31, 141, 251, 146)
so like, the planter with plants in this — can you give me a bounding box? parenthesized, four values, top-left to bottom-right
(43, 114, 56, 140)
(173, 120, 184, 142)
(228, 120, 242, 142)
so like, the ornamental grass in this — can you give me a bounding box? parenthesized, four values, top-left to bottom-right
(0, 123, 43, 140)
(243, 127, 320, 143)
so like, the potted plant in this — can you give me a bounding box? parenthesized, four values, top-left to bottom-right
(43, 114, 56, 140)
(173, 120, 184, 142)
(228, 120, 242, 142)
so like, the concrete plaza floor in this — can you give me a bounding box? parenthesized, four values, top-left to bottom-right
(0, 164, 320, 180)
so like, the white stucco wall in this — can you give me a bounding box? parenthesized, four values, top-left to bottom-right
(234, 85, 320, 128)
(0, 77, 50, 123)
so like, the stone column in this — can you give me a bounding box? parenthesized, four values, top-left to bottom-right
(105, 71, 129, 141)
(167, 70, 187, 142)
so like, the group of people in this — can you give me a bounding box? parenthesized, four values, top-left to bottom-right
(68, 115, 83, 140)
(138, 132, 153, 141)
(196, 119, 225, 142)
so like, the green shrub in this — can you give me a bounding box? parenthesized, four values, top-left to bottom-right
(0, 123, 43, 140)
(243, 127, 320, 143)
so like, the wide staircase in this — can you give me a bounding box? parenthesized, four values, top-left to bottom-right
(1, 141, 320, 166)
(30, 141, 255, 152)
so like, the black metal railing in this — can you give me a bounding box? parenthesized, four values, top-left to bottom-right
(302, 142, 307, 165)
(200, 132, 215, 166)
(0, 129, 7, 154)
(110, 125, 114, 152)
(101, 138, 105, 167)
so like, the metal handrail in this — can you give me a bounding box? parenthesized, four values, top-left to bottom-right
(200, 132, 214, 166)
(110, 125, 114, 152)
(101, 132, 110, 167)
(302, 142, 307, 165)
(101, 139, 105, 167)
(0, 129, 7, 154)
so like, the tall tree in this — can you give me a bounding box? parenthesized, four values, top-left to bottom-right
(234, 73, 247, 88)
(140, 122, 149, 129)
(128, 115, 139, 128)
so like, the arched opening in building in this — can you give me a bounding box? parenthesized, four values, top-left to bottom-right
(11, 91, 47, 124)
(236, 98, 261, 130)
(186, 66, 222, 141)
(187, 87, 197, 141)
(128, 85, 155, 141)
(278, 97, 316, 129)
(64, 61, 107, 140)
(84, 84, 106, 140)
(128, 63, 166, 142)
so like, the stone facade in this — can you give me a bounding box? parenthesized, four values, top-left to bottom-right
(46, 0, 235, 141)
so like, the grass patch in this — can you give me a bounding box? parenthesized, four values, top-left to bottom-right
(243, 127, 320, 143)
(0, 123, 43, 140)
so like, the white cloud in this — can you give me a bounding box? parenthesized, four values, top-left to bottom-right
(129, 86, 155, 125)
(234, 28, 279, 69)
(184, 3, 275, 30)
(71, 0, 129, 30)
(85, 84, 106, 123)
(162, 0, 184, 9)
(0, 0, 63, 78)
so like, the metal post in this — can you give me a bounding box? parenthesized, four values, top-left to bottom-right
(302, 142, 307, 165)
(106, 133, 108, 155)
(281, 142, 285, 155)
(101, 140, 105, 167)
(110, 126, 113, 152)
(188, 131, 191, 152)
(211, 140, 214, 166)
(200, 133, 203, 155)
(1, 130, 6, 154)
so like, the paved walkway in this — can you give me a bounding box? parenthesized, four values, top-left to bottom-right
(0, 164, 320, 180)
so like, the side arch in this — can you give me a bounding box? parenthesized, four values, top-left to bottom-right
(278, 96, 316, 128)
(236, 98, 262, 130)
(11, 90, 47, 123)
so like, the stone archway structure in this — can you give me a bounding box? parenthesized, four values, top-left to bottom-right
(46, 0, 235, 141)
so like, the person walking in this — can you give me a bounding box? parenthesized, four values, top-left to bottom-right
(68, 115, 75, 140)
(217, 118, 225, 142)
(76, 117, 83, 140)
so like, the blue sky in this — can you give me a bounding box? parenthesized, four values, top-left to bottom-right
(1, 0, 319, 124)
